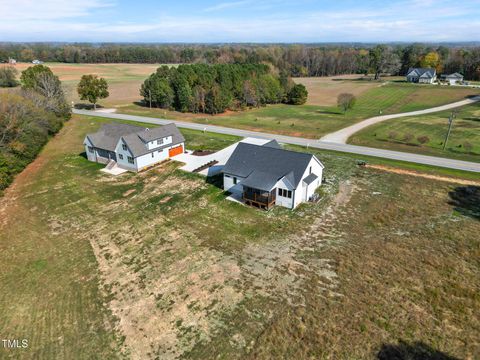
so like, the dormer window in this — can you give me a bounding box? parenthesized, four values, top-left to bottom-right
(157, 138, 164, 145)
(122, 144, 127, 151)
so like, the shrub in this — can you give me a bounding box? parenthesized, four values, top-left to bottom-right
(417, 135, 430, 144)
(388, 131, 398, 140)
(0, 66, 19, 87)
(403, 133, 414, 143)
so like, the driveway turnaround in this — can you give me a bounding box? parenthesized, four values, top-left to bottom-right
(73, 109, 480, 173)
(321, 96, 480, 144)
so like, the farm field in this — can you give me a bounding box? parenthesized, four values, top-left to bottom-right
(119, 82, 480, 139)
(13, 62, 170, 107)
(0, 115, 479, 359)
(349, 103, 480, 163)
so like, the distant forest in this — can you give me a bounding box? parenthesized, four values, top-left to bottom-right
(1, 43, 480, 80)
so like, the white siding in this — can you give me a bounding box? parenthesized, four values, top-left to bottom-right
(84, 137, 96, 162)
(146, 136, 172, 150)
(135, 148, 169, 171)
(114, 139, 136, 170)
(274, 177, 294, 209)
(223, 173, 244, 192)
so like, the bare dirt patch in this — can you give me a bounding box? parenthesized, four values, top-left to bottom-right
(365, 164, 480, 186)
(293, 75, 381, 106)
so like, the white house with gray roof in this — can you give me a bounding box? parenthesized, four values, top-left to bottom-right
(222, 140, 324, 210)
(406, 68, 437, 84)
(441, 72, 464, 85)
(83, 123, 185, 172)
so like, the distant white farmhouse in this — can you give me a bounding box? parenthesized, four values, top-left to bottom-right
(222, 140, 324, 210)
(441, 73, 464, 85)
(8, 58, 16, 65)
(406, 68, 437, 84)
(84, 123, 185, 172)
(32, 60, 44, 65)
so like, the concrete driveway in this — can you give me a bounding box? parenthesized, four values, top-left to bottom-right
(320, 96, 480, 144)
(175, 137, 271, 176)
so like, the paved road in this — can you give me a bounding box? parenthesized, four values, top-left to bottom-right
(321, 96, 480, 143)
(73, 109, 480, 173)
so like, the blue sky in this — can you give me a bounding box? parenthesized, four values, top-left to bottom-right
(1, 0, 479, 42)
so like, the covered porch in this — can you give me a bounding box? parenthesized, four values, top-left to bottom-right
(242, 186, 276, 210)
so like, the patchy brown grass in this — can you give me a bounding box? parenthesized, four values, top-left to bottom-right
(1, 114, 479, 359)
(293, 75, 382, 106)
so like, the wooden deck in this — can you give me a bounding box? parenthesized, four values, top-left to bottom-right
(242, 187, 276, 210)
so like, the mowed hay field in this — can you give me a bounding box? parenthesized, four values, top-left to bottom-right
(293, 75, 383, 106)
(349, 102, 480, 162)
(13, 62, 167, 107)
(1, 115, 479, 359)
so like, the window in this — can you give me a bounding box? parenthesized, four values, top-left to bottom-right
(225, 174, 231, 178)
(309, 166, 312, 174)
(157, 138, 164, 145)
(122, 144, 127, 151)
(88, 146, 94, 153)
(151, 153, 154, 158)
(119, 154, 124, 160)
(127, 156, 134, 164)
(278, 188, 292, 198)
(233, 177, 237, 185)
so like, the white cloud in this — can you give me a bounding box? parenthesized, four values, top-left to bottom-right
(203, 0, 252, 12)
(0, 0, 113, 21)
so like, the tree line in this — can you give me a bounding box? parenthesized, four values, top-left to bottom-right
(140, 64, 307, 114)
(1, 43, 479, 80)
(0, 65, 70, 194)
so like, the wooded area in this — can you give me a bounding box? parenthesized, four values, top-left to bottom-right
(0, 65, 70, 193)
(1, 43, 479, 79)
(140, 64, 307, 114)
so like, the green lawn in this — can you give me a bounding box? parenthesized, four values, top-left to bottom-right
(349, 103, 480, 163)
(117, 82, 480, 139)
(1, 114, 479, 359)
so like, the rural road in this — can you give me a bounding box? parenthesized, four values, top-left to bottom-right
(73, 109, 480, 173)
(320, 96, 480, 143)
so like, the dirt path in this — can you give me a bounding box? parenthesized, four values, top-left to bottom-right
(366, 164, 480, 186)
(320, 96, 480, 144)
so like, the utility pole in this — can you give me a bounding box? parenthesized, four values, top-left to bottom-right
(148, 90, 152, 109)
(443, 111, 456, 151)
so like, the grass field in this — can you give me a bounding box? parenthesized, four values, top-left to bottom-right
(13, 62, 169, 107)
(349, 103, 480, 163)
(1, 114, 479, 359)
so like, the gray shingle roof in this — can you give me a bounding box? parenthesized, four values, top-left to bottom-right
(86, 123, 144, 152)
(303, 173, 318, 185)
(86, 122, 185, 157)
(122, 123, 185, 157)
(443, 72, 464, 79)
(223, 142, 321, 191)
(407, 68, 436, 79)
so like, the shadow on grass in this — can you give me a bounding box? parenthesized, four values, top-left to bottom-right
(377, 341, 459, 360)
(79, 151, 88, 160)
(205, 173, 223, 188)
(448, 186, 480, 220)
(74, 103, 105, 110)
(316, 110, 343, 115)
